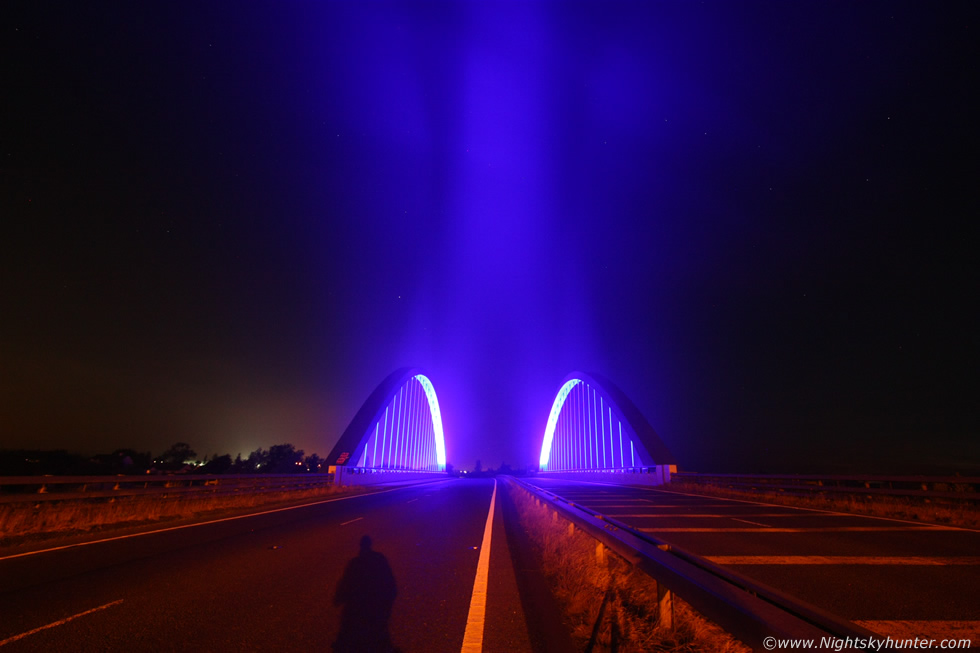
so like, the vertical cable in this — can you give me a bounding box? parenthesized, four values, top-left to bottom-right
(607, 407, 612, 467)
(582, 386, 586, 469)
(407, 380, 417, 470)
(589, 385, 595, 469)
(558, 406, 563, 470)
(381, 406, 389, 468)
(572, 387, 578, 469)
(426, 406, 432, 471)
(392, 389, 401, 468)
(599, 395, 606, 468)
(396, 386, 404, 468)
(395, 386, 405, 469)
(619, 420, 624, 468)
(418, 381, 425, 470)
(415, 380, 422, 470)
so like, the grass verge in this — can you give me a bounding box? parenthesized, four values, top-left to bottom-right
(506, 479, 750, 653)
(0, 484, 370, 548)
(668, 482, 980, 529)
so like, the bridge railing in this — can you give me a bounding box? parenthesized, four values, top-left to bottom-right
(672, 472, 980, 502)
(330, 466, 447, 486)
(536, 465, 676, 486)
(0, 473, 335, 504)
(509, 476, 878, 652)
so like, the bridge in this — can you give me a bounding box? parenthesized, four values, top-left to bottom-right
(326, 368, 678, 487)
(324, 368, 447, 485)
(535, 371, 677, 485)
(2, 369, 976, 652)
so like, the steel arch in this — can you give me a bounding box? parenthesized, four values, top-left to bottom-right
(539, 371, 675, 470)
(325, 367, 446, 470)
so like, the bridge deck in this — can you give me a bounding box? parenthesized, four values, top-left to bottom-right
(526, 477, 980, 642)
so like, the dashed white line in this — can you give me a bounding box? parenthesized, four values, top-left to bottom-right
(731, 518, 771, 528)
(0, 599, 124, 647)
(340, 517, 364, 526)
(0, 482, 439, 562)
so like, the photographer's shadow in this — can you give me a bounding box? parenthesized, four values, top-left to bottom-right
(332, 535, 401, 653)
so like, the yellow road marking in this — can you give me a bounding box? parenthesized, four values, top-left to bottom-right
(461, 479, 497, 653)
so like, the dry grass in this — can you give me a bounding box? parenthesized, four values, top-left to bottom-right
(668, 482, 980, 529)
(507, 481, 751, 653)
(0, 484, 368, 547)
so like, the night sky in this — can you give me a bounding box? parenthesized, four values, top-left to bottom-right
(3, 2, 977, 474)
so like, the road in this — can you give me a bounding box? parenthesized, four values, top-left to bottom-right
(526, 477, 980, 643)
(0, 478, 572, 652)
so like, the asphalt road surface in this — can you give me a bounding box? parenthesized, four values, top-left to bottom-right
(526, 478, 980, 643)
(0, 478, 573, 652)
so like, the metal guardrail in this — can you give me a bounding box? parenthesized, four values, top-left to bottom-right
(0, 473, 335, 504)
(672, 472, 980, 502)
(508, 476, 879, 652)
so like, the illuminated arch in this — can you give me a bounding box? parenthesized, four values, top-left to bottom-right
(539, 371, 675, 471)
(326, 368, 447, 471)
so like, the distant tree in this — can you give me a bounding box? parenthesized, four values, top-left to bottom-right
(445, 463, 455, 476)
(474, 460, 482, 474)
(7, 449, 93, 475)
(202, 454, 233, 474)
(304, 453, 323, 472)
(267, 443, 304, 473)
(498, 462, 512, 476)
(156, 442, 196, 471)
(245, 448, 267, 472)
(105, 449, 151, 474)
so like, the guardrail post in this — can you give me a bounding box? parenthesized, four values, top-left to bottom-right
(658, 582, 674, 629)
(651, 541, 675, 629)
(596, 542, 606, 565)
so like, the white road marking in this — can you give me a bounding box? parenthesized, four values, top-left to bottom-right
(731, 518, 771, 527)
(643, 504, 753, 508)
(0, 599, 124, 647)
(707, 556, 980, 565)
(651, 486, 980, 532)
(855, 620, 980, 641)
(597, 513, 803, 518)
(639, 526, 953, 533)
(0, 481, 451, 562)
(340, 517, 363, 526)
(461, 479, 497, 653)
(575, 504, 666, 509)
(406, 498, 419, 504)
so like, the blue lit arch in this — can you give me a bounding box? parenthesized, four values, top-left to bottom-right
(326, 368, 446, 471)
(538, 371, 675, 471)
